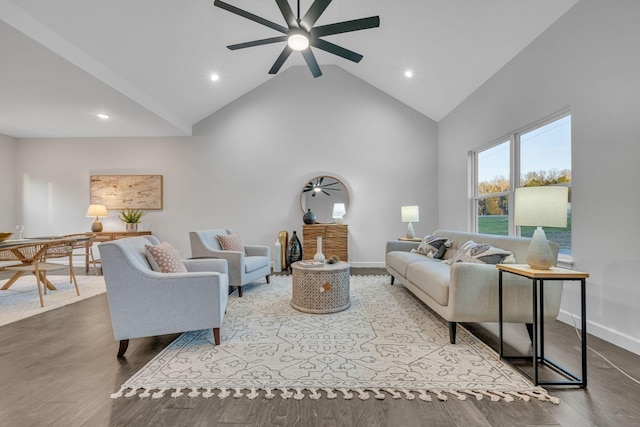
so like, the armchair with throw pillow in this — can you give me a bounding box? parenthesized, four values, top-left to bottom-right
(100, 236, 229, 358)
(189, 229, 270, 297)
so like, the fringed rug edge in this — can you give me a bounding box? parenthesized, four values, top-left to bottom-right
(110, 385, 560, 404)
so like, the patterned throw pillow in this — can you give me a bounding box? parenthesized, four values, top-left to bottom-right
(145, 241, 187, 273)
(411, 235, 450, 259)
(217, 234, 244, 252)
(442, 240, 516, 265)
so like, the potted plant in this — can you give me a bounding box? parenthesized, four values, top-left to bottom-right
(119, 209, 145, 231)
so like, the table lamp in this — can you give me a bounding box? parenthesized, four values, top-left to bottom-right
(514, 186, 568, 269)
(401, 205, 419, 239)
(86, 204, 108, 232)
(332, 203, 346, 224)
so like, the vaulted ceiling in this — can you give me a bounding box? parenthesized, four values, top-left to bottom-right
(0, 0, 579, 138)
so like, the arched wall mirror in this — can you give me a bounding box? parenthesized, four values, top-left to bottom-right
(300, 176, 350, 223)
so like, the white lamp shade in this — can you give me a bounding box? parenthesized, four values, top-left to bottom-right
(401, 205, 419, 223)
(332, 203, 346, 218)
(514, 186, 568, 227)
(86, 204, 108, 218)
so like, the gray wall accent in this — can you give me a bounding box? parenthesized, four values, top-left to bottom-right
(0, 134, 17, 230)
(6, 66, 438, 265)
(438, 0, 640, 354)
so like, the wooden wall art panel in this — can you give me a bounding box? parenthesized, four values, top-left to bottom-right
(90, 175, 163, 210)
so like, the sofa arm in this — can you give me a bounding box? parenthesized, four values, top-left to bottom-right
(385, 240, 420, 254)
(244, 245, 269, 257)
(183, 258, 228, 274)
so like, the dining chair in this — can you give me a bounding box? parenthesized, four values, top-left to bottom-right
(63, 233, 100, 276)
(1, 240, 76, 307)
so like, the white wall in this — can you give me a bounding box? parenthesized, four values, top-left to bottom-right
(438, 0, 640, 354)
(12, 66, 438, 265)
(0, 134, 17, 230)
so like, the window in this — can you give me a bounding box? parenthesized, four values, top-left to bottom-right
(472, 113, 572, 257)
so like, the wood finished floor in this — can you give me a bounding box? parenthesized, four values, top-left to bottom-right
(1, 268, 639, 427)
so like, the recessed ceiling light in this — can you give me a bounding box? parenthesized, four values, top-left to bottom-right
(96, 113, 110, 119)
(211, 74, 220, 81)
(404, 70, 413, 78)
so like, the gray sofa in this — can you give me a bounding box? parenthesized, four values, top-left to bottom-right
(386, 229, 563, 344)
(100, 236, 229, 357)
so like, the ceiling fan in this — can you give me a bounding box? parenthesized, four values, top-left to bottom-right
(213, 0, 380, 78)
(303, 177, 342, 197)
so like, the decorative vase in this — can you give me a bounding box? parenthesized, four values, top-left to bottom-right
(278, 231, 288, 270)
(273, 239, 282, 273)
(314, 236, 325, 262)
(125, 223, 138, 232)
(286, 231, 303, 270)
(303, 209, 317, 224)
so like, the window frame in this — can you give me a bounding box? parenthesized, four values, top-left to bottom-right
(470, 110, 572, 264)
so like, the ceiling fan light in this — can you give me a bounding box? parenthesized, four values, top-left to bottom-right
(288, 34, 309, 51)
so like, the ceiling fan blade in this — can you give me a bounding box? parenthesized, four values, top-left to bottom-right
(275, 0, 298, 29)
(300, 0, 332, 32)
(302, 49, 322, 78)
(227, 35, 288, 50)
(311, 38, 363, 63)
(318, 177, 324, 185)
(214, 0, 288, 34)
(269, 45, 294, 74)
(311, 16, 380, 38)
(322, 190, 331, 196)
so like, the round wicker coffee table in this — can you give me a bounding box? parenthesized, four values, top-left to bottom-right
(291, 261, 351, 313)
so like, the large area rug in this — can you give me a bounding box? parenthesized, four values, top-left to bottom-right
(112, 275, 558, 403)
(0, 274, 106, 327)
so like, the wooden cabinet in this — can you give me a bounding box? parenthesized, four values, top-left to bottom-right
(302, 224, 348, 262)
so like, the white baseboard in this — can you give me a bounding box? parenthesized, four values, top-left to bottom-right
(557, 309, 640, 356)
(347, 261, 386, 269)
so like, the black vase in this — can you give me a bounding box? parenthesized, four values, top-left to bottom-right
(287, 231, 303, 270)
(303, 209, 317, 224)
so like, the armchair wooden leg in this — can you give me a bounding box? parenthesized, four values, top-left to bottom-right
(266, 274, 270, 284)
(213, 328, 221, 345)
(117, 339, 129, 358)
(390, 276, 395, 285)
(238, 286, 243, 297)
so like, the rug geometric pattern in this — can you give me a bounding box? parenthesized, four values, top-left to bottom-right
(112, 275, 558, 403)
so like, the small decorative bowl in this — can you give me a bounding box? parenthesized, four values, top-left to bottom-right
(0, 232, 14, 242)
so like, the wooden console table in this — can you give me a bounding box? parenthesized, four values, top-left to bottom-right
(84, 231, 152, 272)
(302, 224, 348, 262)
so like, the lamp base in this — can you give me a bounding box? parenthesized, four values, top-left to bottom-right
(91, 219, 103, 233)
(526, 227, 555, 269)
(406, 222, 415, 239)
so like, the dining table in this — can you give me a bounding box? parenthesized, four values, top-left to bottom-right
(0, 236, 88, 291)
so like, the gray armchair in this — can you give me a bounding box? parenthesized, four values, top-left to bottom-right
(189, 229, 270, 297)
(100, 236, 229, 358)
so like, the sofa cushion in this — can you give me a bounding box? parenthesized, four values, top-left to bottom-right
(443, 240, 515, 265)
(406, 261, 451, 306)
(386, 251, 433, 277)
(411, 235, 450, 259)
(217, 233, 244, 253)
(145, 241, 188, 273)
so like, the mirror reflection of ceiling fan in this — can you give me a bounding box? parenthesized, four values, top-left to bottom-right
(213, 0, 380, 78)
(303, 177, 342, 197)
